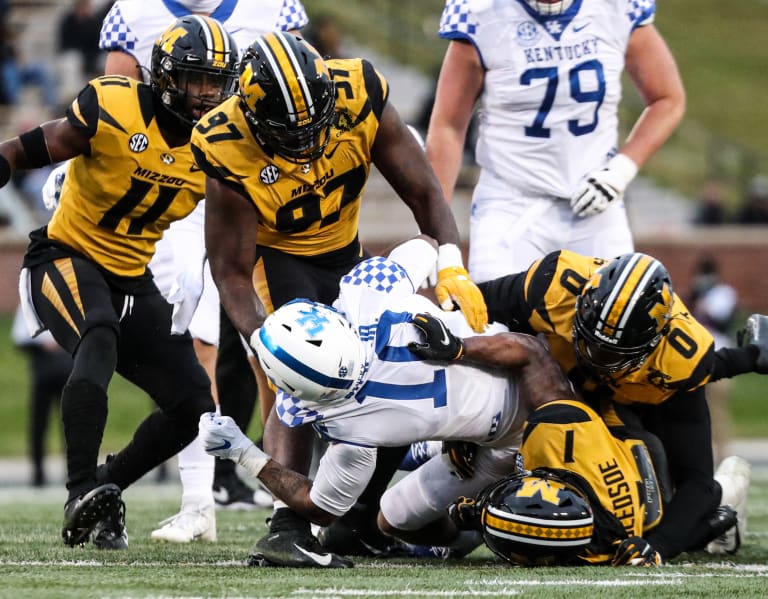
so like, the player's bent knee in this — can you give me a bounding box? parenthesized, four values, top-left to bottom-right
(376, 511, 396, 537)
(70, 325, 119, 389)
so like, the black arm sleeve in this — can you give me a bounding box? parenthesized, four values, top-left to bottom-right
(478, 273, 533, 333)
(644, 388, 722, 559)
(710, 345, 758, 381)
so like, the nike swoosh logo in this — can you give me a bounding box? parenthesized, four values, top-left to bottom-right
(573, 22, 590, 32)
(294, 543, 333, 566)
(208, 440, 232, 451)
(190, 164, 202, 172)
(324, 143, 341, 159)
(436, 318, 451, 346)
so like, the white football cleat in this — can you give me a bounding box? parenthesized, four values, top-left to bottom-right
(706, 455, 751, 555)
(151, 503, 216, 543)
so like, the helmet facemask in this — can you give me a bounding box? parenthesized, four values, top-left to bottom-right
(159, 62, 239, 127)
(573, 305, 664, 378)
(246, 87, 335, 163)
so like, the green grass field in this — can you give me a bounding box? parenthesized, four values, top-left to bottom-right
(0, 469, 766, 599)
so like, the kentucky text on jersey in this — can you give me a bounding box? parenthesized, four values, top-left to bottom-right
(523, 37, 599, 63)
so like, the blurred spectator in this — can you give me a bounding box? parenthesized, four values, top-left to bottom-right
(735, 175, 768, 224)
(689, 255, 739, 464)
(693, 179, 728, 225)
(304, 13, 344, 58)
(0, 17, 58, 109)
(58, 0, 110, 80)
(12, 308, 73, 487)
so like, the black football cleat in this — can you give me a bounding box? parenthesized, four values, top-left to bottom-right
(317, 510, 408, 558)
(705, 505, 740, 555)
(92, 497, 128, 550)
(248, 509, 353, 568)
(248, 532, 353, 568)
(62, 483, 123, 548)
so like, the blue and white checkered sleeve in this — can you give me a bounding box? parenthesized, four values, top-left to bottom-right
(275, 390, 322, 427)
(626, 0, 656, 29)
(277, 0, 310, 32)
(99, 2, 138, 52)
(438, 0, 476, 41)
(341, 258, 411, 295)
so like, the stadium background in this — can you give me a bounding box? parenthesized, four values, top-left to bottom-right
(0, 0, 766, 467)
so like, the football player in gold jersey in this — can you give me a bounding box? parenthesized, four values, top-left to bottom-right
(406, 308, 758, 566)
(191, 32, 488, 567)
(0, 16, 238, 548)
(477, 250, 764, 560)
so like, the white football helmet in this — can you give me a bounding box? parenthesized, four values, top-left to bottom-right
(525, 0, 575, 15)
(254, 299, 366, 402)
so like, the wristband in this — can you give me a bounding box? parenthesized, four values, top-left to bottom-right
(606, 154, 638, 189)
(240, 443, 271, 478)
(437, 243, 464, 271)
(19, 127, 52, 168)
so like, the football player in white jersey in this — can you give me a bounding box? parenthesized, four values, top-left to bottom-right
(426, 0, 685, 281)
(96, 0, 309, 540)
(198, 236, 576, 565)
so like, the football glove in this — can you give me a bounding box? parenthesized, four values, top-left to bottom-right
(737, 313, 768, 374)
(168, 264, 206, 336)
(570, 154, 638, 218)
(199, 413, 270, 477)
(41, 162, 68, 210)
(611, 536, 662, 567)
(448, 496, 481, 531)
(434, 243, 488, 333)
(442, 440, 478, 480)
(408, 312, 464, 361)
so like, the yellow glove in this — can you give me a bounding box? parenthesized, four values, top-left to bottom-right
(434, 244, 488, 333)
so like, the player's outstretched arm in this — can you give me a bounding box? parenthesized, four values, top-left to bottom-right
(199, 413, 336, 525)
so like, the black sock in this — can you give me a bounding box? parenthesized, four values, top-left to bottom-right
(62, 380, 108, 501)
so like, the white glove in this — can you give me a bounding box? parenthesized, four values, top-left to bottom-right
(570, 154, 638, 218)
(41, 162, 68, 211)
(198, 412, 270, 477)
(168, 265, 205, 335)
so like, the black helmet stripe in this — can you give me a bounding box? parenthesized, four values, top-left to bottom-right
(186, 15, 231, 64)
(255, 33, 315, 124)
(599, 254, 661, 340)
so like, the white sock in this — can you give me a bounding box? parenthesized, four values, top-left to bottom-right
(178, 433, 215, 509)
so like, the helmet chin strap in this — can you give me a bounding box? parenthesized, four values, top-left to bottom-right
(176, 0, 221, 14)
